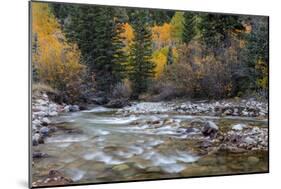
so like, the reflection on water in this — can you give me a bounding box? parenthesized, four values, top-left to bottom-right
(33, 106, 268, 184)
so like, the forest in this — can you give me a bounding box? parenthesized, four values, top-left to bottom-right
(32, 2, 269, 106)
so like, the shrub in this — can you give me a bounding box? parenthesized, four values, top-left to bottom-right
(111, 79, 132, 99)
(150, 41, 236, 100)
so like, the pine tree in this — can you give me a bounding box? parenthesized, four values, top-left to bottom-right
(129, 10, 156, 98)
(32, 33, 39, 82)
(182, 12, 196, 45)
(198, 14, 244, 52)
(64, 6, 127, 93)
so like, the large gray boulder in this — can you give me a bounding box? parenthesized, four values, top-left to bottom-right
(201, 121, 219, 138)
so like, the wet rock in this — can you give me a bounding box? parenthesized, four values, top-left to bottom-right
(49, 111, 58, 117)
(32, 152, 48, 158)
(32, 133, 44, 146)
(48, 126, 58, 133)
(112, 164, 130, 171)
(32, 119, 41, 126)
(40, 126, 50, 137)
(163, 118, 174, 125)
(152, 120, 161, 124)
(42, 117, 51, 126)
(185, 127, 198, 134)
(63, 105, 70, 112)
(201, 121, 219, 138)
(190, 119, 206, 128)
(69, 105, 80, 112)
(243, 136, 256, 145)
(232, 124, 247, 131)
(223, 108, 233, 115)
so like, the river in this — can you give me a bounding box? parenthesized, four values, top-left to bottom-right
(32, 103, 268, 185)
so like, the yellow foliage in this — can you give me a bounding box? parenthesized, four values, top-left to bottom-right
(152, 23, 172, 48)
(153, 50, 167, 78)
(256, 59, 268, 89)
(121, 23, 134, 46)
(32, 2, 84, 95)
(152, 47, 179, 78)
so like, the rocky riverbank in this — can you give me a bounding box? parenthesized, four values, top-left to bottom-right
(32, 92, 80, 147)
(118, 99, 268, 118)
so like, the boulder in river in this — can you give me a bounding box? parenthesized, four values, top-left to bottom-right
(40, 126, 50, 137)
(32, 133, 44, 146)
(201, 121, 219, 138)
(42, 117, 51, 126)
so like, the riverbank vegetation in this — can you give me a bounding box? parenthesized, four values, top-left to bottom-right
(31, 2, 268, 105)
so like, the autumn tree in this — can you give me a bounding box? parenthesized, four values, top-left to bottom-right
(32, 2, 84, 103)
(129, 10, 156, 98)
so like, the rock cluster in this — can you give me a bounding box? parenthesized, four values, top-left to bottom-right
(179, 119, 268, 153)
(219, 126, 268, 152)
(32, 170, 73, 187)
(119, 99, 268, 118)
(32, 92, 80, 146)
(174, 99, 268, 117)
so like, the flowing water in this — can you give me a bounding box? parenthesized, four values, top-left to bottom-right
(32, 105, 268, 184)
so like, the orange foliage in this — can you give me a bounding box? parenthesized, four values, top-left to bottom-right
(121, 23, 134, 46)
(152, 23, 172, 48)
(32, 2, 84, 95)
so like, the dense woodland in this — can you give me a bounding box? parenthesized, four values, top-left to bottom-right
(32, 3, 268, 104)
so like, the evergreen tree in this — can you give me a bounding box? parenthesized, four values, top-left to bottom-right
(32, 33, 39, 82)
(182, 12, 196, 45)
(240, 16, 269, 94)
(129, 10, 156, 98)
(198, 14, 244, 53)
(167, 46, 174, 65)
(64, 6, 127, 93)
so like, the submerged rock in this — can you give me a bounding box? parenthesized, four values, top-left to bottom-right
(248, 156, 260, 164)
(112, 164, 130, 171)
